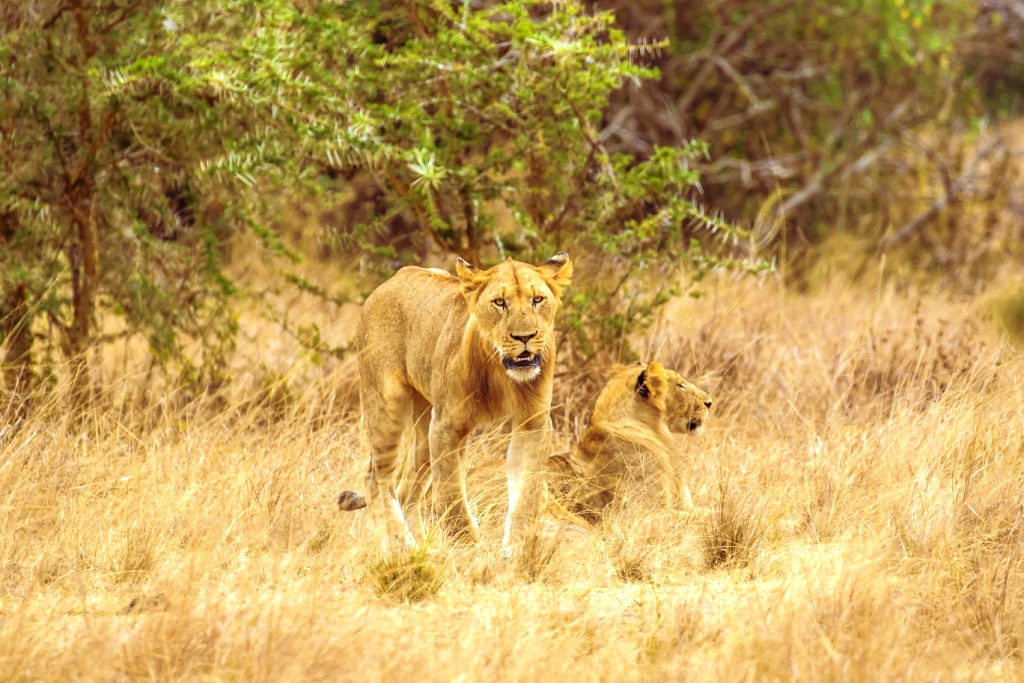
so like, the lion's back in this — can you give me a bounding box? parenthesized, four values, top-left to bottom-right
(357, 266, 460, 348)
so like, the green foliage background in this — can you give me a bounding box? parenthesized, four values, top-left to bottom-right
(1, 0, 1021, 397)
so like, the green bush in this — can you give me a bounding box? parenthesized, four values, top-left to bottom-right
(2, 0, 756, 396)
(184, 0, 757, 360)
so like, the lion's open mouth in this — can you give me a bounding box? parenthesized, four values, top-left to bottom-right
(687, 420, 702, 431)
(503, 352, 541, 370)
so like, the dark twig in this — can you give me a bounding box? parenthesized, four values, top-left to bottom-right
(675, 1, 795, 122)
(880, 137, 1004, 250)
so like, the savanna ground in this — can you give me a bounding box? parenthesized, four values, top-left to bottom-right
(3, 255, 1024, 682)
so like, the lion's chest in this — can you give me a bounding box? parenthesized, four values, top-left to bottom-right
(464, 371, 510, 422)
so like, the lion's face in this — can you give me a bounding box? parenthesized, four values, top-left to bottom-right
(457, 253, 573, 383)
(660, 368, 712, 435)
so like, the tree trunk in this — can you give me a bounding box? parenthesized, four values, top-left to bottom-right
(67, 197, 98, 404)
(68, 197, 99, 355)
(64, 2, 100, 405)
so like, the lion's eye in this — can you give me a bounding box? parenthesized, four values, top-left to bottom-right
(532, 296, 545, 306)
(493, 298, 506, 309)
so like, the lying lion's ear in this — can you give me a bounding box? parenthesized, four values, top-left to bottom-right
(540, 252, 573, 298)
(635, 370, 650, 398)
(456, 256, 488, 298)
(638, 362, 669, 411)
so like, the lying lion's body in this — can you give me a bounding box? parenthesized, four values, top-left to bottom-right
(553, 361, 711, 519)
(356, 254, 572, 553)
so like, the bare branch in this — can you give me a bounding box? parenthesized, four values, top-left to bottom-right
(880, 137, 1005, 250)
(675, 1, 795, 121)
(707, 99, 777, 132)
(42, 2, 73, 29)
(775, 140, 893, 219)
(100, 0, 144, 33)
(69, 108, 117, 187)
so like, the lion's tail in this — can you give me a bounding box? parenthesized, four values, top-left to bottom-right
(337, 490, 368, 511)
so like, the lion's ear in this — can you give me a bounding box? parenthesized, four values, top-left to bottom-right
(456, 256, 488, 299)
(635, 370, 650, 398)
(638, 362, 669, 412)
(539, 252, 573, 298)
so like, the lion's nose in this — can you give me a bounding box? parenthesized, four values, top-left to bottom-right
(511, 332, 536, 345)
(704, 399, 713, 409)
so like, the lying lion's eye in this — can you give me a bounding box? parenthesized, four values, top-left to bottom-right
(493, 298, 506, 309)
(532, 296, 545, 305)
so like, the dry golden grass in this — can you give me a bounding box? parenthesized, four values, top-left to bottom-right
(3, 270, 1024, 682)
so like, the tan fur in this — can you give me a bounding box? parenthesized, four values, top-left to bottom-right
(355, 253, 572, 554)
(550, 361, 711, 520)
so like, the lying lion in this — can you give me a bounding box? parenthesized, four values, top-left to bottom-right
(547, 360, 712, 522)
(338, 361, 711, 526)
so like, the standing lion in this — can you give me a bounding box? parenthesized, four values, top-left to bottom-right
(352, 253, 572, 555)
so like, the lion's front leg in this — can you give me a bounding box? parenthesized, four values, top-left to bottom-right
(429, 414, 480, 542)
(502, 415, 553, 558)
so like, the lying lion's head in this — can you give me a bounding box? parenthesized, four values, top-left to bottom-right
(639, 362, 712, 435)
(595, 361, 712, 436)
(457, 253, 573, 383)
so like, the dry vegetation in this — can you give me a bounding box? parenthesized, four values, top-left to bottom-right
(3, 263, 1024, 682)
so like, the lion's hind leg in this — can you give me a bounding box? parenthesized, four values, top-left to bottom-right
(362, 373, 416, 549)
(399, 392, 433, 543)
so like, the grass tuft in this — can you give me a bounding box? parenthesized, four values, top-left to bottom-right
(699, 480, 768, 570)
(367, 547, 443, 602)
(513, 531, 563, 583)
(610, 527, 656, 582)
